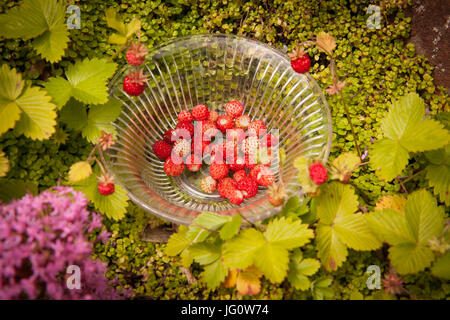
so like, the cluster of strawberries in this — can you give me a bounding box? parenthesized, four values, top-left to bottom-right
(152, 101, 279, 205)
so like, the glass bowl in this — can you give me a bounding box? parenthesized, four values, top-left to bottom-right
(106, 34, 332, 225)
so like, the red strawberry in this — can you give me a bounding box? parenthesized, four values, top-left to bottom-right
(237, 177, 258, 198)
(229, 156, 245, 172)
(241, 136, 259, 155)
(210, 162, 229, 180)
(176, 121, 195, 138)
(152, 140, 172, 160)
(201, 176, 217, 194)
(123, 69, 147, 96)
(249, 164, 265, 181)
(227, 189, 244, 205)
(163, 129, 177, 144)
(173, 139, 191, 158)
(235, 115, 251, 129)
(178, 110, 193, 123)
(233, 170, 247, 183)
(217, 177, 237, 198)
(126, 42, 148, 66)
(223, 140, 239, 162)
(309, 162, 328, 184)
(208, 110, 219, 122)
(248, 120, 267, 137)
(97, 174, 115, 196)
(260, 134, 278, 148)
(191, 139, 210, 157)
(200, 120, 219, 140)
(226, 128, 246, 143)
(245, 153, 257, 170)
(216, 115, 235, 133)
(192, 104, 209, 121)
(256, 166, 275, 187)
(257, 147, 273, 166)
(164, 156, 185, 176)
(225, 101, 244, 118)
(186, 154, 202, 172)
(289, 48, 311, 73)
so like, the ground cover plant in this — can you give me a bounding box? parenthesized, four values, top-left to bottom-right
(0, 0, 448, 300)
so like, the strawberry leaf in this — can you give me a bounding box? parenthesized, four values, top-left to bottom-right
(68, 161, 92, 183)
(370, 139, 409, 181)
(316, 182, 359, 224)
(201, 259, 228, 290)
(235, 266, 262, 296)
(425, 145, 450, 206)
(254, 243, 289, 283)
(223, 228, 266, 270)
(219, 214, 242, 240)
(288, 250, 320, 291)
(264, 217, 313, 250)
(189, 241, 221, 265)
(165, 226, 190, 256)
(431, 252, 450, 280)
(0, 150, 9, 178)
(82, 98, 122, 143)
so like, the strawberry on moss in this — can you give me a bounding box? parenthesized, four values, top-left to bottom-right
(289, 47, 311, 74)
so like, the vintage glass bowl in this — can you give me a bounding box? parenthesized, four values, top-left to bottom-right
(106, 34, 332, 225)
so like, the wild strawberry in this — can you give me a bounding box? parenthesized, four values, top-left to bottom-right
(229, 156, 245, 172)
(164, 156, 185, 176)
(237, 177, 258, 198)
(233, 170, 247, 183)
(249, 164, 265, 181)
(235, 115, 251, 129)
(163, 129, 177, 144)
(97, 174, 115, 196)
(260, 134, 278, 148)
(123, 69, 147, 96)
(217, 177, 237, 198)
(210, 162, 229, 180)
(176, 121, 195, 138)
(248, 120, 267, 137)
(245, 153, 257, 170)
(226, 128, 246, 143)
(225, 101, 244, 118)
(178, 110, 193, 123)
(208, 110, 219, 122)
(241, 136, 259, 155)
(201, 176, 217, 194)
(289, 47, 311, 74)
(152, 140, 172, 160)
(227, 189, 244, 205)
(191, 139, 210, 157)
(126, 42, 148, 66)
(186, 154, 202, 172)
(309, 162, 328, 184)
(267, 183, 287, 207)
(223, 140, 239, 162)
(173, 139, 191, 158)
(216, 115, 235, 133)
(192, 104, 209, 121)
(256, 166, 275, 187)
(199, 120, 219, 140)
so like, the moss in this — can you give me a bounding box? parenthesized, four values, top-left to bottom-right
(0, 0, 449, 299)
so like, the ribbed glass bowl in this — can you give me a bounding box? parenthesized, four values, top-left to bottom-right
(106, 34, 332, 225)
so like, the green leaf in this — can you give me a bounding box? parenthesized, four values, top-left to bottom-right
(401, 119, 450, 152)
(254, 243, 289, 283)
(72, 172, 129, 220)
(294, 156, 318, 194)
(311, 277, 334, 300)
(105, 8, 141, 45)
(193, 212, 229, 231)
(223, 228, 266, 269)
(264, 217, 313, 249)
(201, 259, 227, 289)
(105, 8, 127, 35)
(370, 139, 409, 181)
(45, 77, 73, 109)
(0, 179, 38, 203)
(0, 0, 68, 62)
(316, 182, 359, 224)
(389, 243, 435, 274)
(365, 209, 415, 245)
(185, 225, 211, 243)
(425, 145, 450, 206)
(14, 86, 57, 140)
(288, 250, 320, 291)
(316, 224, 348, 271)
(189, 241, 221, 265)
(165, 226, 190, 256)
(59, 99, 88, 131)
(0, 65, 24, 135)
(404, 189, 444, 244)
(219, 214, 242, 240)
(0, 150, 9, 178)
(431, 252, 450, 280)
(82, 98, 122, 143)
(435, 112, 450, 130)
(334, 213, 382, 250)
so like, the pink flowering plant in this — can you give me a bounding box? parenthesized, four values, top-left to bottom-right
(0, 187, 128, 299)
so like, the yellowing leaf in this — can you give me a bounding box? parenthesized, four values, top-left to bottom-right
(0, 64, 24, 101)
(365, 209, 415, 245)
(329, 152, 360, 182)
(68, 161, 92, 183)
(254, 243, 289, 283)
(236, 266, 262, 296)
(375, 194, 407, 213)
(334, 213, 382, 250)
(264, 217, 313, 249)
(389, 243, 434, 275)
(316, 31, 336, 55)
(370, 139, 409, 181)
(223, 228, 266, 269)
(316, 224, 348, 271)
(223, 269, 238, 288)
(316, 182, 359, 224)
(0, 151, 9, 178)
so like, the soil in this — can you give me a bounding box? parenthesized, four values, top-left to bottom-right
(406, 0, 450, 92)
